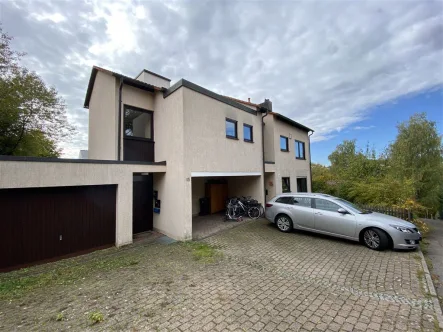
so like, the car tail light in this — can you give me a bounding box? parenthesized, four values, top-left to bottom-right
(265, 203, 273, 208)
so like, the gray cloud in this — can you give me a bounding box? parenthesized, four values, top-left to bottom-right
(1, 0, 442, 157)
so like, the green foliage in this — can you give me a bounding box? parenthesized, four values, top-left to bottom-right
(387, 113, 443, 210)
(55, 312, 65, 322)
(314, 113, 443, 214)
(88, 311, 104, 324)
(0, 27, 74, 157)
(311, 163, 336, 195)
(183, 242, 220, 263)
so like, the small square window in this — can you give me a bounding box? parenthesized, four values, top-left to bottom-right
(243, 124, 253, 142)
(226, 118, 237, 139)
(295, 140, 305, 159)
(280, 136, 289, 152)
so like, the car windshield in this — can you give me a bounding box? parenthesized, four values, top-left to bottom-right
(334, 198, 372, 214)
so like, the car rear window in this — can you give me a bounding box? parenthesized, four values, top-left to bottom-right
(275, 197, 293, 204)
(293, 197, 311, 208)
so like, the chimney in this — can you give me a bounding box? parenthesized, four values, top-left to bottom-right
(259, 99, 272, 111)
(248, 98, 251, 103)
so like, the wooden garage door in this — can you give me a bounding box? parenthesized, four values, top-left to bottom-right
(0, 185, 116, 271)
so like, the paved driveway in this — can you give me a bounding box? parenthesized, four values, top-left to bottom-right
(0, 219, 440, 331)
(425, 219, 443, 301)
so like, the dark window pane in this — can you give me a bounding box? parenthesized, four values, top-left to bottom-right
(282, 177, 291, 193)
(297, 178, 308, 192)
(226, 120, 237, 138)
(124, 108, 152, 139)
(244, 125, 252, 141)
(315, 199, 341, 212)
(276, 197, 293, 204)
(293, 197, 311, 207)
(280, 136, 288, 151)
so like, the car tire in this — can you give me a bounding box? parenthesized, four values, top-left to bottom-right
(363, 228, 389, 251)
(275, 214, 293, 233)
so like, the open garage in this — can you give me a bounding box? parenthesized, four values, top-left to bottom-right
(191, 172, 264, 239)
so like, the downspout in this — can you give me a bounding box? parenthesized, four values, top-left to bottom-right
(308, 130, 314, 192)
(117, 77, 123, 161)
(261, 108, 269, 202)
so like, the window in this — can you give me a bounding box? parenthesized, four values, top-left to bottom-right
(295, 140, 305, 159)
(282, 177, 291, 193)
(314, 199, 341, 212)
(293, 197, 312, 207)
(124, 106, 153, 139)
(275, 196, 293, 204)
(297, 177, 308, 192)
(226, 118, 237, 139)
(280, 136, 289, 152)
(243, 124, 253, 142)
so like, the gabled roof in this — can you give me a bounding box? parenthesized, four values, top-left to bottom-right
(269, 112, 314, 132)
(84, 66, 164, 109)
(224, 96, 259, 108)
(164, 79, 258, 115)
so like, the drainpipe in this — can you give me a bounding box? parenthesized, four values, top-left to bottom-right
(117, 77, 123, 161)
(308, 130, 314, 192)
(261, 109, 269, 202)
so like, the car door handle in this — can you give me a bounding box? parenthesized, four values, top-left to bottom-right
(314, 212, 323, 215)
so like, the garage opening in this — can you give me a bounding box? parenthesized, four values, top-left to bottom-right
(191, 174, 262, 239)
(0, 185, 116, 271)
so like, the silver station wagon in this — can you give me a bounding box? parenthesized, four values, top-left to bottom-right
(265, 193, 421, 251)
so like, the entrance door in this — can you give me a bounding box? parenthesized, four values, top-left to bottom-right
(133, 174, 153, 234)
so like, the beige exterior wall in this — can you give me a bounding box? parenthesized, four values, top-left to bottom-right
(0, 160, 166, 247)
(263, 115, 275, 162)
(182, 87, 263, 174)
(227, 176, 263, 201)
(271, 115, 312, 194)
(88, 71, 118, 160)
(136, 71, 170, 89)
(151, 88, 190, 240)
(182, 87, 265, 222)
(264, 172, 276, 201)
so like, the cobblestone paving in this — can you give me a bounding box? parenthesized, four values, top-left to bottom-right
(0, 220, 440, 331)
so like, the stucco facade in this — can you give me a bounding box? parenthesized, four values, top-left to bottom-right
(0, 158, 166, 247)
(85, 66, 312, 241)
(264, 114, 312, 201)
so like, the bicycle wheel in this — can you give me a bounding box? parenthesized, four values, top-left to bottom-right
(248, 206, 261, 219)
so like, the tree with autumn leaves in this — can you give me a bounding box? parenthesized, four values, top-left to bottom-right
(312, 113, 443, 217)
(0, 27, 74, 157)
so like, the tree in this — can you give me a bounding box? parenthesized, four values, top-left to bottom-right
(387, 113, 443, 211)
(311, 163, 336, 195)
(0, 27, 74, 157)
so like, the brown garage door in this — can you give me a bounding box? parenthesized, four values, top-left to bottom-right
(0, 185, 116, 271)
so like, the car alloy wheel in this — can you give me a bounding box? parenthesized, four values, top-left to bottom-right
(363, 229, 380, 249)
(277, 216, 291, 232)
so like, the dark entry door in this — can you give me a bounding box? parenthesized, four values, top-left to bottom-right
(0, 185, 116, 271)
(133, 174, 153, 234)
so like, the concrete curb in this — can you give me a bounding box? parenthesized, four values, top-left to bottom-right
(419, 249, 443, 329)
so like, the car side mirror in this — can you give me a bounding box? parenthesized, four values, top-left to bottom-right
(337, 208, 349, 214)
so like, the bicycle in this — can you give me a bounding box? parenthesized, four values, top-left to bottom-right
(225, 197, 262, 220)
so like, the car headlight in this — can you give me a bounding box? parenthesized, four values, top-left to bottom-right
(389, 225, 413, 233)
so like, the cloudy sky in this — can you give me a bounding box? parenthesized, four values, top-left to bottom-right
(1, 0, 442, 162)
